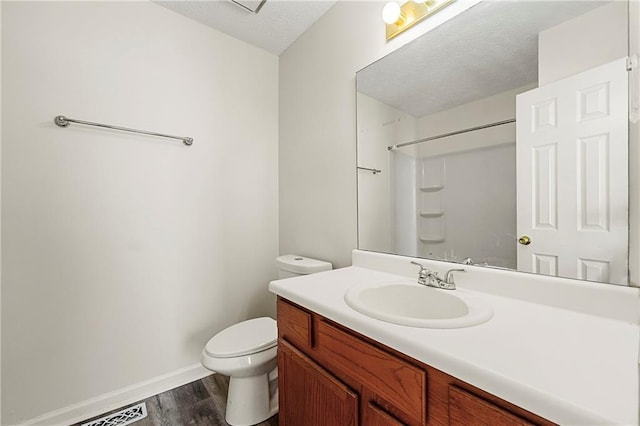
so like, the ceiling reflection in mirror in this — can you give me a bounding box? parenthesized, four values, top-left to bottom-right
(356, 1, 631, 285)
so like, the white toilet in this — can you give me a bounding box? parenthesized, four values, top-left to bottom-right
(200, 254, 332, 426)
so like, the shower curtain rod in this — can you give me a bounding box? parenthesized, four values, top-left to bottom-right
(387, 118, 515, 151)
(54, 115, 193, 146)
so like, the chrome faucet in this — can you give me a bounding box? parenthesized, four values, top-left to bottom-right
(411, 261, 433, 286)
(443, 268, 466, 286)
(410, 261, 465, 290)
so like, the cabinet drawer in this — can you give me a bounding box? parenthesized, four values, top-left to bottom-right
(316, 320, 426, 423)
(277, 297, 312, 349)
(449, 385, 534, 426)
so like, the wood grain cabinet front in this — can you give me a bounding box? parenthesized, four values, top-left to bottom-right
(278, 339, 359, 426)
(449, 385, 534, 426)
(276, 296, 555, 426)
(277, 298, 312, 350)
(364, 402, 406, 426)
(315, 320, 426, 425)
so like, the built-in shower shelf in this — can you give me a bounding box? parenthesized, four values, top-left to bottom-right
(419, 185, 444, 192)
(419, 211, 445, 218)
(419, 236, 445, 243)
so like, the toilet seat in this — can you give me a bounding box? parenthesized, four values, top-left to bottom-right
(205, 317, 277, 358)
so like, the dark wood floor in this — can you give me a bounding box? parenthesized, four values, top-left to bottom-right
(73, 374, 278, 426)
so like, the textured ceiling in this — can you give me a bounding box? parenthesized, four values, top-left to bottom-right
(357, 1, 607, 118)
(155, 0, 337, 55)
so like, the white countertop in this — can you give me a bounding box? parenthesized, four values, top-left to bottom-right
(269, 258, 640, 426)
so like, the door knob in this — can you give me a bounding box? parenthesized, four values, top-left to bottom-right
(518, 235, 531, 245)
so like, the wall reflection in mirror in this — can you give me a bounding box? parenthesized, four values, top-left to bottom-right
(356, 1, 632, 285)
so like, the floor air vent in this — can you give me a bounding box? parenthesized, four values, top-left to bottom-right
(81, 402, 147, 426)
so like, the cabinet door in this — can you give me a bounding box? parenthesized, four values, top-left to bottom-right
(278, 339, 359, 426)
(315, 320, 426, 424)
(364, 401, 406, 426)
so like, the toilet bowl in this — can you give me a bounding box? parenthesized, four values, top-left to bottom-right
(201, 255, 332, 426)
(201, 317, 278, 426)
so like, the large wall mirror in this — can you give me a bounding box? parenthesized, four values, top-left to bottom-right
(356, 1, 633, 286)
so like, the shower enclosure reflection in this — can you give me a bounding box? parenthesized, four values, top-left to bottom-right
(359, 85, 525, 269)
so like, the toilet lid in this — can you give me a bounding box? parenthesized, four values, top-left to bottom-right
(204, 317, 277, 358)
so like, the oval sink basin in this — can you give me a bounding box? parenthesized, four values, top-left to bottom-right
(344, 281, 493, 329)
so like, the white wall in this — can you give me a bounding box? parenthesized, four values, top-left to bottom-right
(2, 2, 278, 424)
(415, 84, 535, 157)
(538, 2, 628, 86)
(631, 0, 640, 287)
(279, 0, 481, 268)
(0, 1, 3, 421)
(357, 93, 416, 254)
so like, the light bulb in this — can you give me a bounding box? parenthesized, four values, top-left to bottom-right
(382, 2, 401, 25)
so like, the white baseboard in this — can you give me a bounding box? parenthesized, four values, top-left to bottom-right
(21, 364, 213, 426)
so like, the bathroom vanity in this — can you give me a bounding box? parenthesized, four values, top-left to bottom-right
(269, 250, 640, 425)
(285, 2, 640, 424)
(277, 297, 551, 425)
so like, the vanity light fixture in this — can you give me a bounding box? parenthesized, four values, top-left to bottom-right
(383, 0, 456, 40)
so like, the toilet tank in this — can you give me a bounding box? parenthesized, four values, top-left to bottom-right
(276, 255, 332, 279)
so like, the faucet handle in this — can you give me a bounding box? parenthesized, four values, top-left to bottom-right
(410, 260, 427, 271)
(444, 268, 465, 284)
(410, 261, 432, 284)
(411, 261, 433, 276)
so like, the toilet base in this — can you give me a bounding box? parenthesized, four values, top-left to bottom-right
(226, 372, 278, 426)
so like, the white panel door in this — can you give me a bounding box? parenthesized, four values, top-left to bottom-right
(516, 57, 628, 285)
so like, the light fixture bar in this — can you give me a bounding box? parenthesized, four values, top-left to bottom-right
(386, 0, 456, 41)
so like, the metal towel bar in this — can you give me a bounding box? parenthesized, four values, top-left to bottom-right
(357, 166, 382, 175)
(54, 115, 193, 146)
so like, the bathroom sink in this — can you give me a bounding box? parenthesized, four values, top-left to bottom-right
(344, 281, 493, 329)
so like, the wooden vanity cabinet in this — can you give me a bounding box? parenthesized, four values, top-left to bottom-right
(448, 386, 534, 426)
(279, 339, 359, 425)
(277, 297, 556, 426)
(364, 401, 406, 426)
